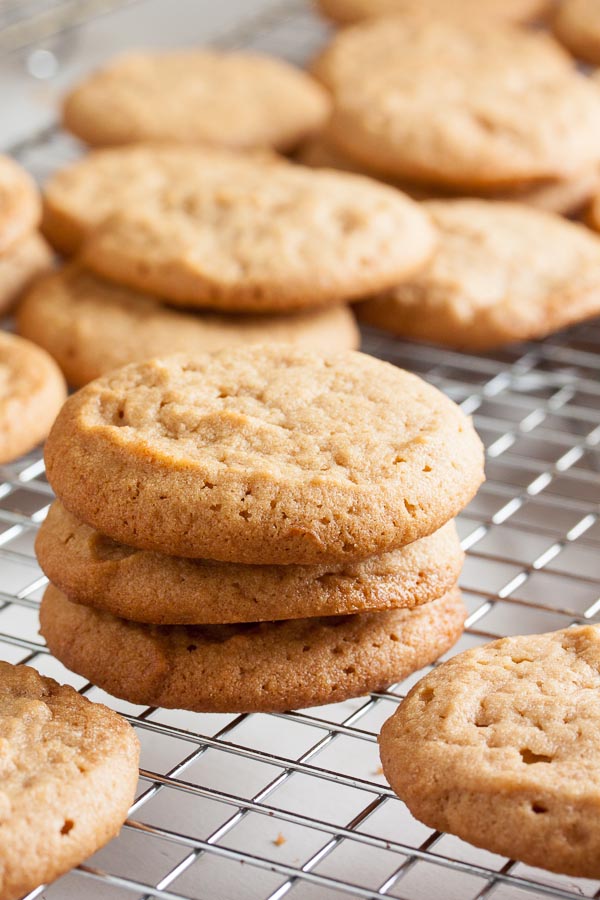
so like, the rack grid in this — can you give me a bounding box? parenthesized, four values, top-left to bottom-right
(2, 2, 600, 899)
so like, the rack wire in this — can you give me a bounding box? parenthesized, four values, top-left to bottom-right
(1, 2, 600, 898)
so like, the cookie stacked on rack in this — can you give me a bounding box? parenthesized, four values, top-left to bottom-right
(37, 345, 484, 713)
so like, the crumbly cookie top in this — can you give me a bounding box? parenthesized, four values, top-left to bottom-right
(78, 148, 435, 308)
(0, 662, 135, 812)
(384, 626, 600, 792)
(71, 346, 479, 486)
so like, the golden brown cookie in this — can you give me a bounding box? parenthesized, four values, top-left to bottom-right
(0, 155, 40, 254)
(379, 626, 600, 878)
(553, 0, 600, 65)
(63, 50, 330, 151)
(0, 661, 139, 900)
(297, 137, 600, 216)
(36, 501, 464, 624)
(40, 584, 466, 713)
(0, 233, 53, 315)
(313, 16, 600, 189)
(17, 266, 359, 387)
(0, 331, 66, 464)
(79, 153, 434, 312)
(44, 347, 485, 565)
(317, 0, 552, 25)
(357, 200, 600, 350)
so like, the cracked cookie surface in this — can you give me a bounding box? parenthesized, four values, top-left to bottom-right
(380, 626, 600, 877)
(0, 661, 139, 900)
(44, 346, 484, 564)
(43, 144, 435, 311)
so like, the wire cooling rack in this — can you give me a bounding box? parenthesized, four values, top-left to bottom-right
(2, 2, 600, 899)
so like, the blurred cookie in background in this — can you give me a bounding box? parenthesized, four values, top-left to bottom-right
(63, 50, 330, 151)
(357, 199, 600, 350)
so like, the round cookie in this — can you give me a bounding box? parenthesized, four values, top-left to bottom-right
(357, 200, 600, 350)
(297, 137, 600, 216)
(40, 584, 466, 713)
(553, 0, 600, 65)
(317, 0, 552, 25)
(17, 266, 359, 387)
(379, 626, 600, 878)
(0, 155, 40, 254)
(79, 152, 435, 312)
(36, 501, 464, 624)
(0, 233, 53, 315)
(0, 661, 139, 900)
(0, 331, 66, 464)
(313, 16, 600, 189)
(63, 50, 330, 151)
(44, 346, 485, 565)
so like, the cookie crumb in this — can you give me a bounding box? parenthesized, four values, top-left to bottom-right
(273, 833, 287, 847)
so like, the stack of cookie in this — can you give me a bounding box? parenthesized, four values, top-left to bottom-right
(18, 143, 436, 385)
(305, 13, 600, 217)
(37, 345, 484, 713)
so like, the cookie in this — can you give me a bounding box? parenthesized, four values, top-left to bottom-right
(0, 661, 139, 900)
(379, 626, 600, 878)
(63, 50, 330, 151)
(317, 0, 552, 25)
(0, 155, 40, 254)
(42, 144, 182, 255)
(0, 233, 53, 315)
(357, 200, 600, 350)
(36, 501, 463, 624)
(0, 331, 66, 464)
(40, 584, 465, 712)
(313, 16, 600, 189)
(553, 0, 600, 65)
(44, 347, 485, 564)
(17, 266, 359, 387)
(297, 137, 599, 216)
(80, 152, 435, 312)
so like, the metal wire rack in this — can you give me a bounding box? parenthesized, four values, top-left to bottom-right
(1, 2, 600, 898)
